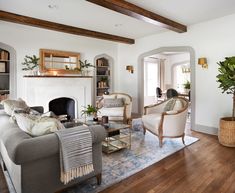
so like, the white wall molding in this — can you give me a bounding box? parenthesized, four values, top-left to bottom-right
(195, 124, 218, 136)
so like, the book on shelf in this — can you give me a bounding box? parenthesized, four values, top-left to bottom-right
(0, 51, 9, 61)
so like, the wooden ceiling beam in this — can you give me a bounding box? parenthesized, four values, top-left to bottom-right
(0, 10, 135, 44)
(86, 0, 187, 33)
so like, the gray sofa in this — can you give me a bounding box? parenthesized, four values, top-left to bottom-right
(0, 108, 106, 193)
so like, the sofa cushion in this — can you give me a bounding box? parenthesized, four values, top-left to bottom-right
(14, 113, 64, 137)
(103, 98, 124, 108)
(1, 98, 29, 115)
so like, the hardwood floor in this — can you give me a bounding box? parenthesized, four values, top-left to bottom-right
(0, 129, 235, 193)
(100, 130, 235, 193)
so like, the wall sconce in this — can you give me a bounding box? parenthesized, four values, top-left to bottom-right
(198, 57, 208, 69)
(126, 65, 134, 73)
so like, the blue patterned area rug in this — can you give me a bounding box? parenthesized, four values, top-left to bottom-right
(65, 129, 199, 193)
(5, 128, 198, 193)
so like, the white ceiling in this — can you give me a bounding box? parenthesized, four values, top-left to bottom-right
(1, 0, 235, 39)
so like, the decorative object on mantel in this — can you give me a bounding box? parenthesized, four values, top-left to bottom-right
(126, 65, 134, 73)
(22, 55, 40, 75)
(216, 56, 235, 147)
(81, 105, 99, 121)
(79, 60, 95, 76)
(198, 57, 208, 69)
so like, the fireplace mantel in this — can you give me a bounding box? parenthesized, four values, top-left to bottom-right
(23, 76, 94, 118)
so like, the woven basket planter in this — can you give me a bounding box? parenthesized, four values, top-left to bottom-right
(218, 117, 235, 147)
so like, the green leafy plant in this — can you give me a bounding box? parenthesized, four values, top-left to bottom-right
(183, 80, 191, 89)
(79, 60, 95, 69)
(81, 105, 99, 116)
(22, 55, 40, 71)
(216, 56, 235, 119)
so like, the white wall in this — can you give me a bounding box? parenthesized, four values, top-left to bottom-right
(117, 13, 235, 130)
(0, 21, 118, 102)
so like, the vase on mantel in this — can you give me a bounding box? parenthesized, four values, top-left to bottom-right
(81, 69, 90, 76)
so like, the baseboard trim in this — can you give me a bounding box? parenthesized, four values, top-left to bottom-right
(193, 124, 218, 136)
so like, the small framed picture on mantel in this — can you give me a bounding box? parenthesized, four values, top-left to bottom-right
(0, 62, 6, 73)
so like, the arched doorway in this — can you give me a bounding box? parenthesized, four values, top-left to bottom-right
(0, 42, 17, 99)
(138, 46, 196, 130)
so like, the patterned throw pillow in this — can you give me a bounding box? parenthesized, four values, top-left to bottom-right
(103, 98, 124, 108)
(1, 98, 29, 115)
(163, 99, 176, 112)
(14, 113, 64, 137)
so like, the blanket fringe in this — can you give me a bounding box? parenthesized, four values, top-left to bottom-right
(61, 164, 94, 184)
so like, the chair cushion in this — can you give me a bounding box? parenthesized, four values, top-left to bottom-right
(103, 98, 124, 108)
(142, 113, 162, 135)
(98, 107, 124, 117)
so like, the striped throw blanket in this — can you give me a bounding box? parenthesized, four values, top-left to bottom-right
(56, 126, 94, 184)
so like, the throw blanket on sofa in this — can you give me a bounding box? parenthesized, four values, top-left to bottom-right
(56, 126, 94, 184)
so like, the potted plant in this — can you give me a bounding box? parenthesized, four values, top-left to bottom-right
(183, 80, 190, 93)
(216, 56, 235, 147)
(81, 104, 99, 121)
(79, 60, 95, 76)
(22, 55, 40, 75)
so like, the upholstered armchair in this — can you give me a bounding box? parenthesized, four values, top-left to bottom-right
(142, 97, 189, 147)
(96, 93, 132, 123)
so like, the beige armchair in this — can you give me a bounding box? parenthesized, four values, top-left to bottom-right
(142, 97, 189, 147)
(96, 93, 132, 123)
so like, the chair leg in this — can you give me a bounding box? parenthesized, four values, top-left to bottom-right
(143, 126, 146, 135)
(159, 136, 163, 147)
(182, 134, 185, 145)
(96, 173, 102, 185)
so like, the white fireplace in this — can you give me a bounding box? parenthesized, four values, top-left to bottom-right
(23, 76, 94, 118)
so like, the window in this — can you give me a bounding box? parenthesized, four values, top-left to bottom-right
(144, 61, 160, 96)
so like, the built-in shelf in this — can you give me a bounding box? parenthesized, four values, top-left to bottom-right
(0, 90, 9, 94)
(97, 66, 109, 68)
(97, 87, 110, 89)
(0, 73, 9, 75)
(96, 57, 112, 98)
(0, 49, 10, 101)
(23, 75, 93, 78)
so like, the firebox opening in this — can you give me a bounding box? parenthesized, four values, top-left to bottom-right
(49, 97, 75, 122)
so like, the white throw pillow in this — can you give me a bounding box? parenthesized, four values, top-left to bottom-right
(173, 100, 184, 111)
(14, 113, 64, 137)
(1, 98, 29, 115)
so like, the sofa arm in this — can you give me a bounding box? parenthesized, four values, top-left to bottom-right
(13, 125, 106, 164)
(89, 125, 107, 143)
